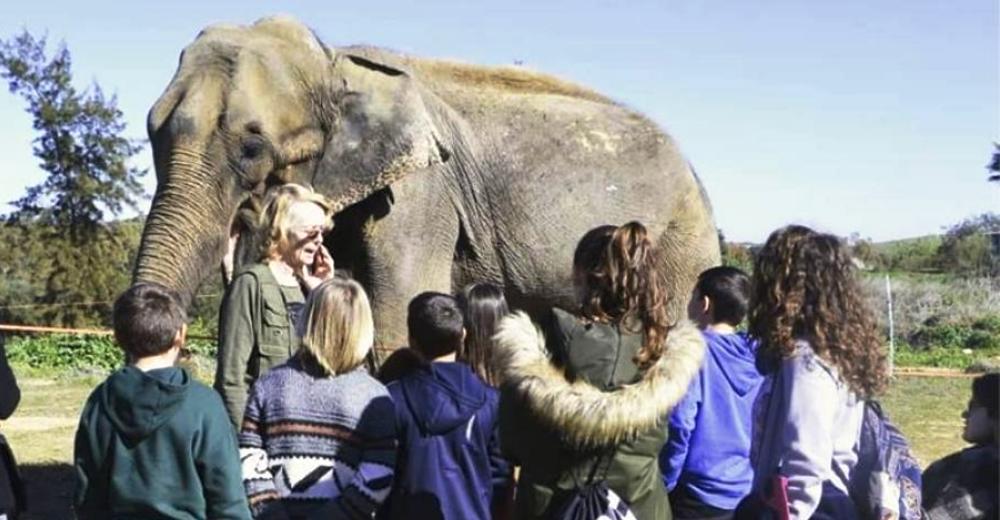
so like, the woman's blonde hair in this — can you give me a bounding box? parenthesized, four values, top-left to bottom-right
(257, 183, 332, 261)
(296, 277, 375, 375)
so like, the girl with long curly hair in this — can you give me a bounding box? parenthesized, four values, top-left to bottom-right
(494, 221, 705, 519)
(746, 225, 887, 520)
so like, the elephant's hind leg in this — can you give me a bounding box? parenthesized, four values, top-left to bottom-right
(656, 189, 722, 323)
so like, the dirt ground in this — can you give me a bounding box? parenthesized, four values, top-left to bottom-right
(2, 372, 974, 519)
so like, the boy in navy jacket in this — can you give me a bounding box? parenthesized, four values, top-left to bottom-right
(660, 267, 763, 519)
(379, 292, 511, 520)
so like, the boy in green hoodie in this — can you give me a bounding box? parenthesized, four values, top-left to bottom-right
(73, 283, 251, 520)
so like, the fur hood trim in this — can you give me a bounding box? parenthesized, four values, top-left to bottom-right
(493, 311, 705, 448)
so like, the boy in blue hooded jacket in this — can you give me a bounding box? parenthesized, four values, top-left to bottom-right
(379, 292, 511, 520)
(659, 266, 763, 519)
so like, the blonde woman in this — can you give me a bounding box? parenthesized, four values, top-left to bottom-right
(215, 183, 335, 428)
(239, 278, 397, 519)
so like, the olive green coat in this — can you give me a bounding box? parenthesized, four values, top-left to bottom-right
(214, 263, 303, 429)
(495, 310, 705, 520)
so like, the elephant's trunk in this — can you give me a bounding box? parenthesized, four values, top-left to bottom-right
(133, 153, 233, 307)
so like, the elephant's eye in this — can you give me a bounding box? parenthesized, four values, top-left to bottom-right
(241, 137, 266, 161)
(236, 135, 274, 188)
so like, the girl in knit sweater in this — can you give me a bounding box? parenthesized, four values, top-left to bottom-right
(239, 277, 397, 520)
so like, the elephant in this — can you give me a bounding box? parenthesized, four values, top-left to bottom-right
(134, 15, 721, 349)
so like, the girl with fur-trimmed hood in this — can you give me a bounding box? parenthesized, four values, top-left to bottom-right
(493, 222, 706, 519)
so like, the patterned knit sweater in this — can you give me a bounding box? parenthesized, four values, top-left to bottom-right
(239, 358, 397, 519)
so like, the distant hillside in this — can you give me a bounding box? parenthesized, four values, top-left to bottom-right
(872, 234, 942, 255)
(863, 234, 942, 273)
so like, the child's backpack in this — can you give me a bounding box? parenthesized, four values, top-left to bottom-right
(553, 452, 637, 520)
(553, 481, 637, 520)
(849, 400, 923, 520)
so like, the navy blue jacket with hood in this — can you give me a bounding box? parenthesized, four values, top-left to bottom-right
(380, 362, 511, 520)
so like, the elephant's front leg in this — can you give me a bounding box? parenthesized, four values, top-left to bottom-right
(361, 175, 460, 351)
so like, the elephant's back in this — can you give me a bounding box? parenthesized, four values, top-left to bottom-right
(340, 46, 720, 317)
(477, 104, 715, 319)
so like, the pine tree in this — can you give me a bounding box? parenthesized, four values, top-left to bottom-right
(0, 30, 145, 243)
(989, 143, 999, 183)
(0, 31, 146, 326)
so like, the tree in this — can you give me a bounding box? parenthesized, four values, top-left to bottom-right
(717, 228, 754, 273)
(990, 143, 1000, 183)
(0, 30, 145, 243)
(936, 213, 1000, 277)
(0, 31, 147, 327)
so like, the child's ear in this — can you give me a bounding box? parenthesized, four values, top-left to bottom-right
(173, 323, 188, 349)
(701, 295, 712, 315)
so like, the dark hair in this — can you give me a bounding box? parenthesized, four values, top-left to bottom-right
(457, 283, 509, 385)
(377, 348, 427, 383)
(695, 266, 751, 326)
(748, 225, 888, 397)
(113, 283, 187, 359)
(972, 373, 999, 419)
(407, 292, 465, 359)
(573, 221, 670, 371)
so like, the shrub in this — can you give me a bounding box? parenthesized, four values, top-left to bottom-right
(862, 274, 1000, 344)
(6, 334, 122, 372)
(972, 316, 1000, 335)
(6, 333, 218, 373)
(965, 330, 1000, 350)
(910, 323, 972, 349)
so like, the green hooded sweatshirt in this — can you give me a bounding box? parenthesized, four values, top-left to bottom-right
(74, 366, 251, 520)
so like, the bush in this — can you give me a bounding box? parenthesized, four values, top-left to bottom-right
(936, 213, 1000, 277)
(6, 334, 122, 372)
(6, 333, 218, 373)
(910, 323, 972, 349)
(965, 330, 1000, 350)
(972, 316, 1000, 335)
(862, 274, 1000, 344)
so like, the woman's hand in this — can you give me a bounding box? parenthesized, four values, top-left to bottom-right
(297, 244, 335, 291)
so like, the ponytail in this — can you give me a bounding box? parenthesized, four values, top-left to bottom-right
(575, 221, 670, 370)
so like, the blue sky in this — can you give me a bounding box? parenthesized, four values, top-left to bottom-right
(1, 0, 996, 243)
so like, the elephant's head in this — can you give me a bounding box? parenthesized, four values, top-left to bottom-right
(135, 16, 449, 303)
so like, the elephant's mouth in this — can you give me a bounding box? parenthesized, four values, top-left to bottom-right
(327, 187, 394, 285)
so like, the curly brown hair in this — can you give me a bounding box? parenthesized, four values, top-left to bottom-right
(574, 221, 671, 371)
(748, 225, 888, 397)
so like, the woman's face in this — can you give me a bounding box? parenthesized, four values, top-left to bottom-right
(962, 398, 996, 444)
(279, 201, 328, 269)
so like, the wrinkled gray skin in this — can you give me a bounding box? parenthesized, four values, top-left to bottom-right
(134, 16, 721, 348)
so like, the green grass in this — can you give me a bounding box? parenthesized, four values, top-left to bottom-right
(880, 376, 972, 466)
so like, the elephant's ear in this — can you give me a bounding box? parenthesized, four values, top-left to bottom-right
(315, 53, 451, 211)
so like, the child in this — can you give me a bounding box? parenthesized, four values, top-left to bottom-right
(379, 292, 511, 520)
(660, 266, 762, 519)
(74, 283, 250, 519)
(239, 277, 396, 519)
(922, 373, 998, 520)
(0, 334, 23, 518)
(744, 226, 888, 520)
(456, 283, 510, 386)
(494, 222, 704, 520)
